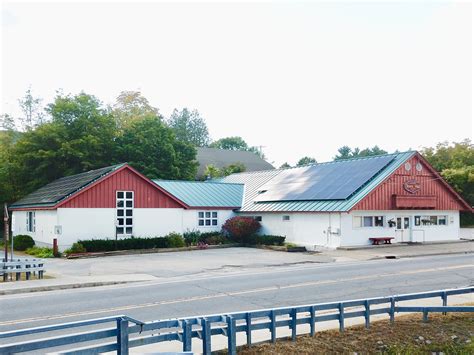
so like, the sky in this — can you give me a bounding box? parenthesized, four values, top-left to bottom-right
(1, 1, 472, 167)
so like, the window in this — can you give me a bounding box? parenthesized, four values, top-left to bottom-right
(282, 215, 290, 221)
(198, 211, 218, 227)
(353, 216, 384, 228)
(26, 211, 35, 232)
(116, 191, 133, 236)
(254, 216, 262, 222)
(414, 215, 447, 226)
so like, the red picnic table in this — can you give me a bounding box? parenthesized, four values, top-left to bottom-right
(369, 237, 395, 245)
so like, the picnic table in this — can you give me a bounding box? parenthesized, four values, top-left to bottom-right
(369, 237, 394, 245)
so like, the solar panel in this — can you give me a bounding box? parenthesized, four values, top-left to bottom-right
(254, 155, 395, 202)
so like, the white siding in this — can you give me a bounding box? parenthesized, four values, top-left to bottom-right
(240, 212, 342, 250)
(57, 208, 115, 249)
(340, 210, 460, 246)
(133, 209, 184, 237)
(12, 210, 58, 248)
(182, 209, 235, 233)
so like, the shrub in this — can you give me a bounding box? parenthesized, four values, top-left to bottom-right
(246, 235, 286, 246)
(198, 232, 230, 245)
(183, 230, 201, 246)
(222, 216, 261, 243)
(13, 235, 35, 251)
(25, 246, 55, 258)
(64, 242, 87, 255)
(165, 232, 185, 248)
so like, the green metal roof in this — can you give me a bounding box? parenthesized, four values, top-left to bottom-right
(10, 164, 125, 209)
(217, 151, 416, 212)
(153, 180, 244, 208)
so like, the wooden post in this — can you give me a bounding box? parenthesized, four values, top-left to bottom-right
(53, 238, 58, 257)
(117, 317, 129, 355)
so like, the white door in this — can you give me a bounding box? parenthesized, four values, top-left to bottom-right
(395, 216, 411, 242)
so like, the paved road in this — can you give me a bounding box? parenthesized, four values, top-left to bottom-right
(1, 253, 472, 335)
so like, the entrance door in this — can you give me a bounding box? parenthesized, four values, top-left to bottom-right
(395, 216, 411, 242)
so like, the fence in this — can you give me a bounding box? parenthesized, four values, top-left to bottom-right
(1, 258, 45, 282)
(0, 287, 472, 354)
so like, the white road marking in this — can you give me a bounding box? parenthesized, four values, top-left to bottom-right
(1, 263, 472, 327)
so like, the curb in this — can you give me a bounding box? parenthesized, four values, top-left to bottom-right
(0, 280, 133, 296)
(369, 250, 474, 260)
(337, 239, 473, 251)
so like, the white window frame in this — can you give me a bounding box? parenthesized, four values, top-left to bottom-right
(26, 211, 36, 232)
(414, 215, 448, 227)
(353, 215, 384, 228)
(198, 211, 218, 227)
(116, 191, 134, 236)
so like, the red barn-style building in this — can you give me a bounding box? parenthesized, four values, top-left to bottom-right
(10, 151, 472, 250)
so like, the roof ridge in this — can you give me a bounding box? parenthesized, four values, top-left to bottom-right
(154, 179, 244, 186)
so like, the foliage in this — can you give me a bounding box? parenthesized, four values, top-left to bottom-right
(167, 108, 210, 147)
(210, 136, 249, 151)
(203, 164, 223, 179)
(296, 156, 317, 166)
(222, 216, 261, 243)
(25, 246, 56, 258)
(222, 162, 246, 175)
(63, 242, 87, 255)
(246, 235, 286, 246)
(334, 145, 388, 160)
(78, 234, 189, 252)
(112, 91, 159, 130)
(279, 162, 291, 169)
(13, 234, 35, 251)
(183, 230, 230, 246)
(18, 87, 46, 131)
(421, 139, 473, 226)
(0, 114, 16, 131)
(165, 232, 185, 248)
(115, 116, 198, 180)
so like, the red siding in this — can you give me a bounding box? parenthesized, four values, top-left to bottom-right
(60, 167, 184, 208)
(353, 154, 468, 211)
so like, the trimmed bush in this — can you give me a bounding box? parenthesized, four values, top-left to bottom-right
(183, 230, 201, 246)
(246, 235, 286, 246)
(165, 232, 185, 248)
(64, 242, 87, 255)
(198, 232, 230, 245)
(222, 216, 261, 243)
(13, 234, 35, 251)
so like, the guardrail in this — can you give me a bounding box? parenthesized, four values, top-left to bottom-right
(0, 287, 472, 354)
(1, 258, 45, 281)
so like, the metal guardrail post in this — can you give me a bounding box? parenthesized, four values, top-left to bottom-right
(226, 316, 236, 355)
(291, 308, 297, 341)
(423, 309, 429, 323)
(201, 318, 211, 355)
(442, 291, 448, 315)
(310, 306, 316, 336)
(246, 313, 252, 346)
(270, 310, 276, 343)
(390, 297, 395, 323)
(117, 317, 129, 355)
(338, 303, 345, 332)
(182, 320, 192, 352)
(364, 300, 370, 329)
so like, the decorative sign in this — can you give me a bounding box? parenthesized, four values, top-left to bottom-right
(403, 179, 421, 194)
(54, 225, 62, 235)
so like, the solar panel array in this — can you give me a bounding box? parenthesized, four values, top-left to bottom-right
(10, 164, 122, 207)
(254, 155, 395, 202)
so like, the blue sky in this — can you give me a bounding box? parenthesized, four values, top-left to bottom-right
(1, 1, 472, 166)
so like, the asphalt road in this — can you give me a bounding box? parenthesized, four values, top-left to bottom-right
(1, 253, 472, 336)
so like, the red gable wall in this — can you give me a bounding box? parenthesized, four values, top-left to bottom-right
(60, 167, 184, 209)
(352, 154, 469, 211)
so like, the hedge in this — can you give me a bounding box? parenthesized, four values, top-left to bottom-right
(13, 235, 35, 251)
(246, 235, 286, 246)
(183, 230, 230, 246)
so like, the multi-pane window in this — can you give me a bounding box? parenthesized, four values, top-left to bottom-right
(414, 215, 447, 226)
(116, 191, 133, 236)
(282, 215, 290, 221)
(26, 211, 35, 232)
(353, 216, 384, 228)
(198, 211, 218, 226)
